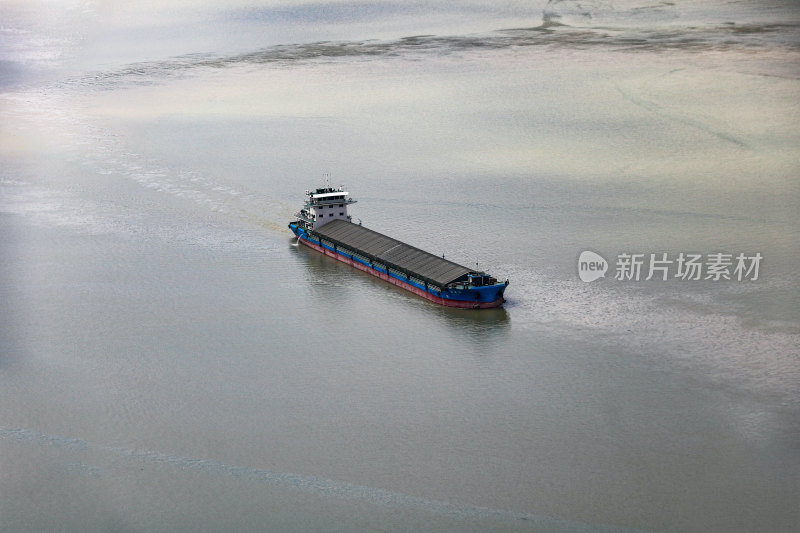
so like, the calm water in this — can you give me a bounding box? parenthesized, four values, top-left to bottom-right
(1, 1, 799, 531)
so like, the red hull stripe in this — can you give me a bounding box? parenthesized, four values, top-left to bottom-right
(299, 237, 504, 309)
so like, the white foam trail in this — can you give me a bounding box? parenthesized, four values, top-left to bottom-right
(1, 88, 289, 235)
(0, 425, 648, 532)
(503, 261, 800, 409)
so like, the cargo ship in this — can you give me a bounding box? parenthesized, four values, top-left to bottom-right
(288, 185, 509, 308)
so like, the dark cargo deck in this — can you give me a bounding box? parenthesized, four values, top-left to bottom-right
(311, 219, 472, 288)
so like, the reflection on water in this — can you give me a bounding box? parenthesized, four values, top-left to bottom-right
(291, 238, 511, 340)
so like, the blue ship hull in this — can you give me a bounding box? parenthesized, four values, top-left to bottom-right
(290, 222, 508, 308)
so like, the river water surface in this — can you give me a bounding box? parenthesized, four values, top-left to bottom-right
(1, 1, 799, 532)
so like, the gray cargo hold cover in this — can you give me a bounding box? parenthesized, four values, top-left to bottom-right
(312, 219, 472, 287)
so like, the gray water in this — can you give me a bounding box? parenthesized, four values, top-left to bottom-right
(1, 1, 799, 531)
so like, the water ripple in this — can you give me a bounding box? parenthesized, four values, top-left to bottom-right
(0, 425, 649, 533)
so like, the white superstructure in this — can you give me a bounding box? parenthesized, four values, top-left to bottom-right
(294, 186, 357, 230)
